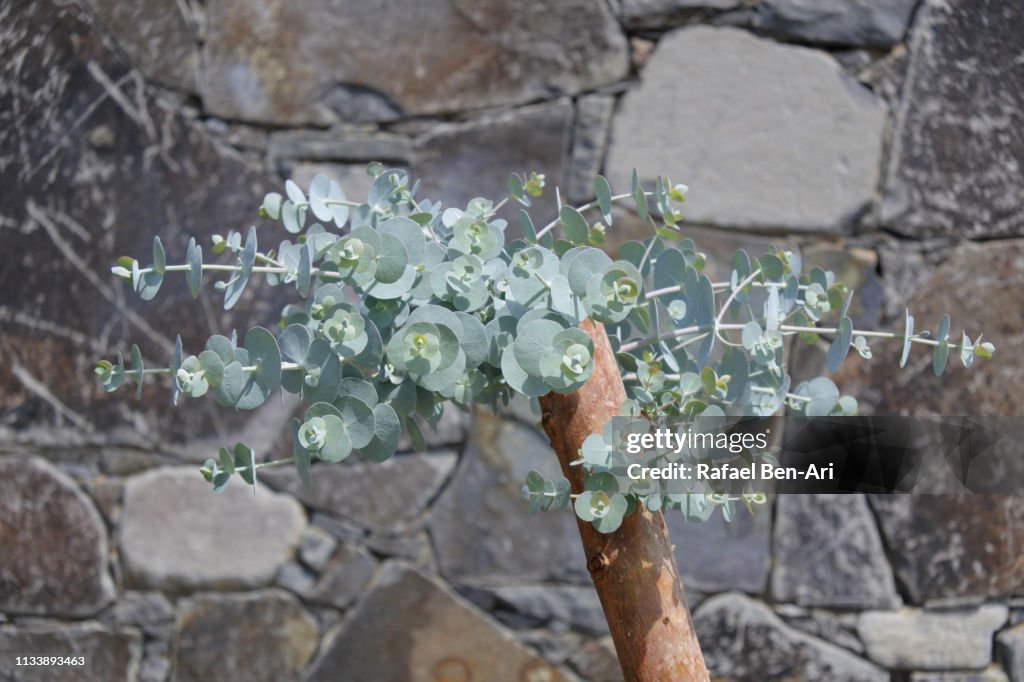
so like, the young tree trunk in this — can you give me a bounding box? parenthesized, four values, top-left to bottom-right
(539, 319, 709, 682)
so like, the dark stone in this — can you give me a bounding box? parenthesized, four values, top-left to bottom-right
(869, 496, 1024, 604)
(568, 636, 625, 682)
(997, 622, 1024, 682)
(881, 0, 1024, 238)
(174, 590, 317, 682)
(0, 623, 142, 681)
(307, 563, 571, 681)
(695, 593, 888, 681)
(754, 0, 918, 47)
(299, 542, 378, 610)
(832, 240, 1024, 419)
(86, 0, 199, 92)
(665, 496, 772, 595)
(102, 591, 175, 638)
(201, 0, 627, 125)
(267, 129, 413, 167)
(0, 456, 115, 617)
(771, 494, 900, 609)
(622, 0, 741, 30)
(468, 585, 608, 635)
(567, 94, 615, 203)
(776, 605, 866, 655)
(413, 100, 573, 220)
(428, 412, 588, 584)
(0, 1, 277, 440)
(263, 452, 456, 534)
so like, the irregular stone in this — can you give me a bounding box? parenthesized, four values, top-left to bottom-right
(365, 531, 436, 567)
(307, 563, 571, 681)
(858, 606, 1008, 670)
(568, 636, 625, 682)
(800, 243, 883, 329)
(300, 542, 378, 610)
(298, 526, 337, 572)
(772, 494, 900, 608)
(753, 0, 918, 47)
(472, 585, 608, 635)
(413, 100, 573, 217)
(396, 406, 468, 451)
(103, 591, 175, 638)
(911, 669, 1010, 682)
(695, 593, 887, 681)
(120, 467, 306, 591)
(881, 0, 1024, 238)
(776, 605, 866, 655)
(607, 27, 886, 233)
(86, 0, 199, 91)
(429, 412, 588, 584)
(869, 496, 1024, 605)
(519, 629, 585, 665)
(997, 622, 1024, 682)
(139, 650, 171, 682)
(175, 590, 317, 682)
(264, 452, 455, 534)
(0, 623, 142, 681)
(567, 94, 615, 203)
(833, 240, 1024, 418)
(267, 129, 413, 167)
(0, 2, 276, 439)
(0, 457, 115, 616)
(622, 0, 740, 30)
(201, 0, 627, 125)
(665, 497, 772, 594)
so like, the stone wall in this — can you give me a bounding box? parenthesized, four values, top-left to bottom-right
(1, 1, 1022, 680)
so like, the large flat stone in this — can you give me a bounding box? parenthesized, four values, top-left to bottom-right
(772, 494, 900, 609)
(665, 498, 771, 594)
(413, 100, 573, 218)
(429, 411, 588, 584)
(121, 467, 306, 591)
(201, 0, 627, 125)
(307, 563, 571, 681)
(263, 452, 456, 534)
(0, 623, 141, 682)
(86, 0, 199, 91)
(858, 606, 1008, 670)
(0, 457, 115, 617)
(175, 590, 317, 682)
(0, 1, 276, 440)
(881, 0, 1024, 238)
(567, 94, 616, 203)
(753, 0, 918, 47)
(607, 26, 886, 233)
(695, 592, 888, 681)
(869, 496, 1024, 605)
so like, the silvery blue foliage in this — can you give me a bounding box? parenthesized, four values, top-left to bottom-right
(97, 165, 993, 533)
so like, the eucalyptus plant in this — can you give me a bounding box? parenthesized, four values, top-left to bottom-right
(96, 164, 994, 533)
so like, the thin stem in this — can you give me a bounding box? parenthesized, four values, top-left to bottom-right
(535, 191, 656, 240)
(713, 268, 762, 348)
(619, 324, 709, 354)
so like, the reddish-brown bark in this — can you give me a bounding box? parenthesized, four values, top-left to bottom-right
(539, 319, 709, 682)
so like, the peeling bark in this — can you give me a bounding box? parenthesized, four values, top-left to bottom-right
(539, 319, 709, 682)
